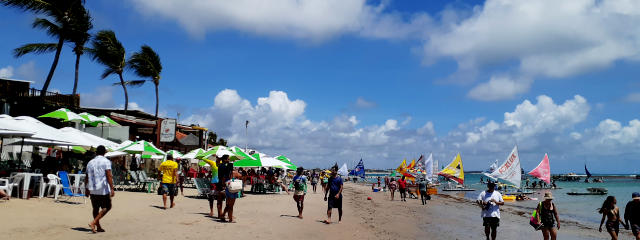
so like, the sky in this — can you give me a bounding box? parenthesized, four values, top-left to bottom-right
(1, 0, 640, 173)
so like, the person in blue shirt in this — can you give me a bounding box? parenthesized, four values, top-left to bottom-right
(323, 167, 343, 224)
(292, 167, 307, 219)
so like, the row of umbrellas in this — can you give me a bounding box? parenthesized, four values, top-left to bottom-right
(39, 108, 120, 127)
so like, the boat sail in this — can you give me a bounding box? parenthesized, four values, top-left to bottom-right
(528, 153, 551, 184)
(425, 153, 433, 181)
(438, 153, 464, 184)
(485, 145, 521, 188)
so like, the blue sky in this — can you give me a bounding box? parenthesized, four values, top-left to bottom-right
(2, 0, 640, 173)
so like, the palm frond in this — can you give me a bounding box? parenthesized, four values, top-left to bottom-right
(90, 30, 126, 75)
(122, 80, 147, 87)
(32, 17, 62, 37)
(2, 0, 52, 14)
(101, 68, 117, 79)
(13, 43, 58, 57)
(127, 45, 162, 80)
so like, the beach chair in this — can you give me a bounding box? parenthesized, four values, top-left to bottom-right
(128, 170, 143, 191)
(45, 174, 62, 199)
(1, 174, 24, 198)
(57, 171, 86, 203)
(137, 171, 158, 193)
(194, 178, 211, 198)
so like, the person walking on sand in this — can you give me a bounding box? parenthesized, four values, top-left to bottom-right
(536, 192, 560, 240)
(477, 182, 504, 240)
(397, 176, 407, 202)
(599, 196, 627, 240)
(85, 146, 114, 233)
(292, 167, 307, 219)
(323, 168, 343, 224)
(388, 177, 397, 201)
(418, 177, 428, 205)
(624, 192, 640, 240)
(201, 156, 220, 217)
(158, 155, 178, 209)
(311, 170, 318, 193)
(222, 167, 242, 223)
(384, 176, 389, 190)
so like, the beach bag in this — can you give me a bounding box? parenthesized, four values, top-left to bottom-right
(228, 179, 242, 193)
(529, 202, 543, 230)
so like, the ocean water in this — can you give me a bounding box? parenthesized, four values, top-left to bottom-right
(457, 173, 640, 225)
(362, 173, 640, 225)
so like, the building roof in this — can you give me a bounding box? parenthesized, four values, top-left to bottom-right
(0, 78, 34, 84)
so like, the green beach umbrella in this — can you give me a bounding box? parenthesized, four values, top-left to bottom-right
(39, 108, 85, 122)
(166, 150, 183, 159)
(97, 115, 120, 126)
(78, 112, 102, 124)
(182, 148, 205, 159)
(117, 140, 165, 155)
(198, 146, 236, 160)
(71, 146, 87, 154)
(233, 153, 293, 169)
(275, 155, 297, 170)
(229, 146, 256, 160)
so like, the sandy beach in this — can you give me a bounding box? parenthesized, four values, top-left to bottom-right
(0, 182, 631, 240)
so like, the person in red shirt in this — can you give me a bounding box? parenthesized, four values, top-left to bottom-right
(397, 176, 407, 202)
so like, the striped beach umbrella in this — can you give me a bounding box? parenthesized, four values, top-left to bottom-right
(166, 150, 183, 159)
(117, 140, 165, 155)
(198, 146, 235, 160)
(39, 108, 85, 122)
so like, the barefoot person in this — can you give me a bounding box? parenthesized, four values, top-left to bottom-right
(0, 189, 9, 200)
(397, 176, 407, 202)
(310, 170, 318, 193)
(536, 192, 560, 240)
(200, 156, 220, 217)
(85, 146, 114, 233)
(477, 182, 504, 240)
(599, 196, 627, 240)
(292, 167, 307, 219)
(222, 166, 242, 223)
(158, 155, 178, 209)
(323, 168, 343, 224)
(388, 177, 397, 201)
(625, 192, 640, 240)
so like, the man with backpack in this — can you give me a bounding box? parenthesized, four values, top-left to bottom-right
(293, 167, 307, 219)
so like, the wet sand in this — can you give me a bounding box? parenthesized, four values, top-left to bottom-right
(0, 182, 631, 239)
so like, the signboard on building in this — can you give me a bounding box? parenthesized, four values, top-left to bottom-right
(160, 118, 176, 142)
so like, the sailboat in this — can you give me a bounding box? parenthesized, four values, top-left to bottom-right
(438, 153, 474, 191)
(485, 146, 525, 195)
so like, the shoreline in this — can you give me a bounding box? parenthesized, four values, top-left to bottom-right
(0, 182, 634, 239)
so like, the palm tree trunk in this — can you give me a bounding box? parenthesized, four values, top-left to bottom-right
(118, 73, 129, 113)
(154, 82, 159, 118)
(40, 36, 65, 97)
(72, 52, 80, 95)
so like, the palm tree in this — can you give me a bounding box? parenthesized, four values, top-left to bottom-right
(68, 5, 92, 95)
(88, 30, 129, 112)
(3, 0, 84, 97)
(126, 45, 162, 117)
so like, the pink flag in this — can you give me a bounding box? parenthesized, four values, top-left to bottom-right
(528, 154, 551, 184)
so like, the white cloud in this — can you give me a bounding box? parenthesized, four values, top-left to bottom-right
(424, 0, 640, 98)
(624, 92, 640, 102)
(15, 61, 40, 84)
(185, 89, 640, 171)
(80, 86, 117, 108)
(128, 0, 432, 41)
(0, 66, 14, 78)
(128, 102, 146, 112)
(467, 75, 532, 101)
(354, 97, 377, 109)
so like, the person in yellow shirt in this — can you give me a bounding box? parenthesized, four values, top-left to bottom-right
(159, 155, 178, 209)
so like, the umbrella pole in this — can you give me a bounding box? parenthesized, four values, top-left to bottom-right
(18, 137, 24, 162)
(0, 137, 3, 160)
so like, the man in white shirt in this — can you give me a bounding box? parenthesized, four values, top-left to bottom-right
(477, 182, 504, 240)
(85, 146, 115, 233)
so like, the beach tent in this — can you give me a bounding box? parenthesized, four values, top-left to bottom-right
(0, 115, 35, 138)
(59, 127, 118, 149)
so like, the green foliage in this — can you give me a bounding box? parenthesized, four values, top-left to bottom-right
(89, 30, 126, 78)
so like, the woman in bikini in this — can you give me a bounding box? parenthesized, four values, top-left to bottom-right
(537, 192, 560, 240)
(388, 177, 398, 201)
(599, 196, 628, 240)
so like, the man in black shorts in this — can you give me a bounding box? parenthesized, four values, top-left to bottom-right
(323, 167, 343, 224)
(625, 192, 640, 240)
(477, 182, 504, 240)
(85, 146, 115, 233)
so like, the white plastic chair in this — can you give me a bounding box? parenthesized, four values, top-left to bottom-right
(46, 174, 62, 199)
(1, 174, 24, 198)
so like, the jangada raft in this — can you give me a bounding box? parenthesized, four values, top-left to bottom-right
(566, 187, 608, 195)
(439, 153, 475, 191)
